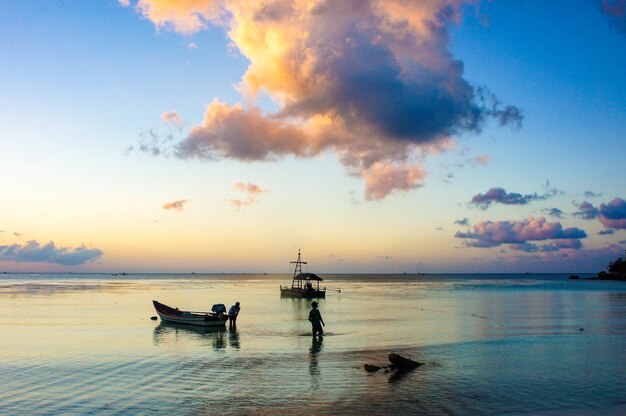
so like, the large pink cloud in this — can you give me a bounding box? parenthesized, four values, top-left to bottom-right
(126, 0, 522, 200)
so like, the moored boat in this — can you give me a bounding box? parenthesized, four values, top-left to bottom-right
(152, 300, 228, 327)
(280, 250, 326, 298)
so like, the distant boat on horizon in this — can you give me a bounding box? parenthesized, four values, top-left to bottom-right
(280, 250, 326, 298)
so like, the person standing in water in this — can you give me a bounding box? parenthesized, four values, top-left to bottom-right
(228, 301, 240, 329)
(308, 301, 325, 336)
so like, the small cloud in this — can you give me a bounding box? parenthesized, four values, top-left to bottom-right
(0, 240, 104, 266)
(118, 0, 130, 7)
(470, 187, 558, 210)
(13, 232, 22, 237)
(187, 42, 198, 49)
(135, 129, 175, 157)
(454, 218, 470, 226)
(542, 208, 564, 218)
(161, 110, 185, 130)
(573, 201, 600, 220)
(230, 182, 270, 208)
(230, 198, 253, 209)
(162, 199, 188, 211)
(598, 229, 615, 235)
(584, 191, 602, 198)
(472, 155, 492, 166)
(435, 227, 444, 231)
(379, 255, 393, 260)
(620, 240, 626, 244)
(542, 180, 563, 196)
(599, 197, 626, 229)
(234, 182, 269, 195)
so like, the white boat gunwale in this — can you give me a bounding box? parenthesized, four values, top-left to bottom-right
(152, 300, 228, 327)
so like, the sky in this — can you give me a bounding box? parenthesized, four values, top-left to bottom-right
(0, 0, 625, 274)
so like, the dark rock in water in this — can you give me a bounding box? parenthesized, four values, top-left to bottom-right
(150, 316, 158, 320)
(388, 353, 423, 370)
(568, 275, 580, 280)
(364, 353, 424, 375)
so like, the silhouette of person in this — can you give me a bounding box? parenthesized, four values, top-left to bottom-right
(308, 301, 325, 336)
(228, 301, 240, 329)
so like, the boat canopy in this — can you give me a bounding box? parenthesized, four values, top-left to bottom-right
(295, 272, 323, 281)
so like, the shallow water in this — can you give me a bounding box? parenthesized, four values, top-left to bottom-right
(1, 274, 625, 415)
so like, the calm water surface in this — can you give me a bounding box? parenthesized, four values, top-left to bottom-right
(1, 273, 625, 415)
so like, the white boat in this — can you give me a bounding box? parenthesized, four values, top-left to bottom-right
(152, 300, 228, 327)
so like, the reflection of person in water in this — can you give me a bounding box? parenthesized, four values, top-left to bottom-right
(212, 329, 226, 350)
(311, 335, 323, 353)
(309, 335, 323, 389)
(308, 301, 325, 336)
(228, 328, 240, 349)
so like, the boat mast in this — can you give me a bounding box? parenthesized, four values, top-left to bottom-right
(290, 249, 307, 288)
(290, 249, 307, 276)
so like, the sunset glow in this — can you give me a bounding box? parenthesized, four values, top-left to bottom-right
(0, 0, 624, 273)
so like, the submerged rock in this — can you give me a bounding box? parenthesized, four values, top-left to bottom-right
(388, 353, 423, 370)
(364, 353, 424, 374)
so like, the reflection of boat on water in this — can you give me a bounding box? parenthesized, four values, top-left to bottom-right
(153, 322, 227, 349)
(280, 250, 326, 298)
(154, 320, 226, 336)
(152, 300, 228, 327)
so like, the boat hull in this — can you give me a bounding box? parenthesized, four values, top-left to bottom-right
(152, 300, 228, 327)
(280, 288, 326, 298)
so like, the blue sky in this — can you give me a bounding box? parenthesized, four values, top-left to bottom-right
(0, 0, 624, 273)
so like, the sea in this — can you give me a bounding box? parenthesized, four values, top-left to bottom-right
(1, 273, 625, 415)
